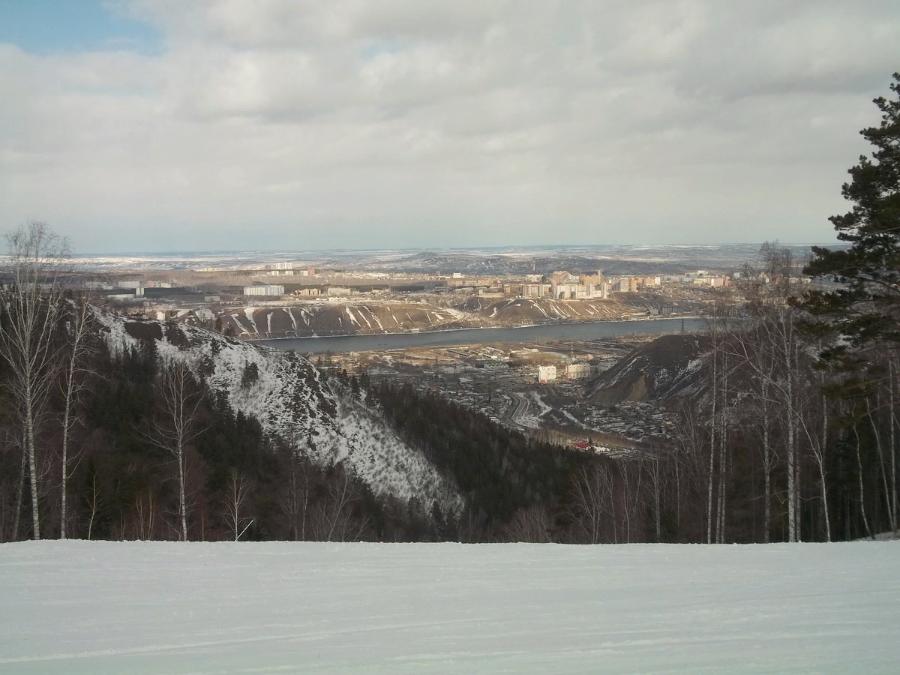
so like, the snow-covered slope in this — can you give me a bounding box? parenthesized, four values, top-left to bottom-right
(94, 310, 462, 515)
(225, 301, 477, 338)
(2, 540, 898, 673)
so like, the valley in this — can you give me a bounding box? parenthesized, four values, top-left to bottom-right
(319, 331, 698, 457)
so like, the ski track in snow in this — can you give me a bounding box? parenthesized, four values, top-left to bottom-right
(243, 308, 259, 336)
(286, 308, 298, 336)
(529, 391, 552, 418)
(1, 541, 898, 674)
(358, 307, 373, 330)
(367, 308, 385, 331)
(530, 300, 549, 318)
(559, 407, 587, 428)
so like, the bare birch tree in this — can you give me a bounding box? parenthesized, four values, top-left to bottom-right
(85, 470, 101, 541)
(504, 505, 553, 543)
(730, 243, 805, 541)
(570, 463, 615, 544)
(620, 457, 644, 543)
(0, 223, 67, 539)
(58, 298, 93, 539)
(225, 469, 254, 541)
(279, 452, 310, 541)
(144, 361, 203, 541)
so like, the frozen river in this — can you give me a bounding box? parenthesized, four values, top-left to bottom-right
(257, 317, 707, 353)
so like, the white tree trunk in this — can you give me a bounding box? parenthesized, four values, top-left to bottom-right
(854, 426, 872, 538)
(60, 390, 71, 539)
(888, 356, 897, 537)
(177, 441, 187, 541)
(25, 398, 40, 540)
(819, 389, 831, 542)
(784, 314, 797, 542)
(762, 380, 771, 543)
(867, 397, 896, 533)
(707, 332, 718, 544)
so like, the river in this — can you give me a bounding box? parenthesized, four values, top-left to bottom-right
(256, 317, 707, 353)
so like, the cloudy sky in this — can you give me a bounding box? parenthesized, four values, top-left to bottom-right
(1, 1, 897, 253)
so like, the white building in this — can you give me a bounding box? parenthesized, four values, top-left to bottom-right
(326, 286, 352, 297)
(244, 285, 284, 297)
(565, 363, 592, 380)
(538, 365, 558, 383)
(294, 287, 321, 297)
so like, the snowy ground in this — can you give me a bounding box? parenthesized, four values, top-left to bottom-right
(1, 541, 898, 674)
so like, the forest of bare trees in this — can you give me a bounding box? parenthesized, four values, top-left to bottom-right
(555, 243, 896, 546)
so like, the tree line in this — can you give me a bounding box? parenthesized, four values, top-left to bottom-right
(1, 73, 897, 544)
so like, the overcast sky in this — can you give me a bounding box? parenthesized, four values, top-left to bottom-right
(1, 1, 898, 253)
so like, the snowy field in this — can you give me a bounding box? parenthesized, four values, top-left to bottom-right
(1, 541, 898, 674)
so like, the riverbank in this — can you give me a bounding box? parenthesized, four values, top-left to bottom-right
(255, 316, 706, 353)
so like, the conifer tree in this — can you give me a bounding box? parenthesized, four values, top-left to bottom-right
(802, 73, 900, 363)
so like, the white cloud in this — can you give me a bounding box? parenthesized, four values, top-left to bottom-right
(1, 0, 898, 252)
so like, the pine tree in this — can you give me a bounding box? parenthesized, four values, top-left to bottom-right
(802, 73, 900, 363)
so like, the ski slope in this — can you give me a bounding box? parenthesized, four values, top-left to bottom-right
(1, 541, 898, 673)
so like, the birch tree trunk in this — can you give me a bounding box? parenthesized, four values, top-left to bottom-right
(144, 361, 203, 542)
(25, 396, 40, 539)
(854, 425, 872, 538)
(819, 389, 832, 541)
(59, 300, 91, 539)
(177, 438, 187, 541)
(761, 379, 771, 543)
(891, 356, 897, 537)
(717, 352, 728, 543)
(707, 327, 718, 544)
(867, 397, 896, 532)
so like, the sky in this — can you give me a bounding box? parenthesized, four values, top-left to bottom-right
(0, 1, 898, 253)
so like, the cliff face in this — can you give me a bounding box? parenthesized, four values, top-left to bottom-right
(93, 309, 463, 516)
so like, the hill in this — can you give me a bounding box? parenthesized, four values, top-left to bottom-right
(589, 334, 709, 406)
(94, 310, 463, 515)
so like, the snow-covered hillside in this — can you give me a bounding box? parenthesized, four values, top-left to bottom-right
(94, 310, 463, 515)
(1, 541, 898, 673)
